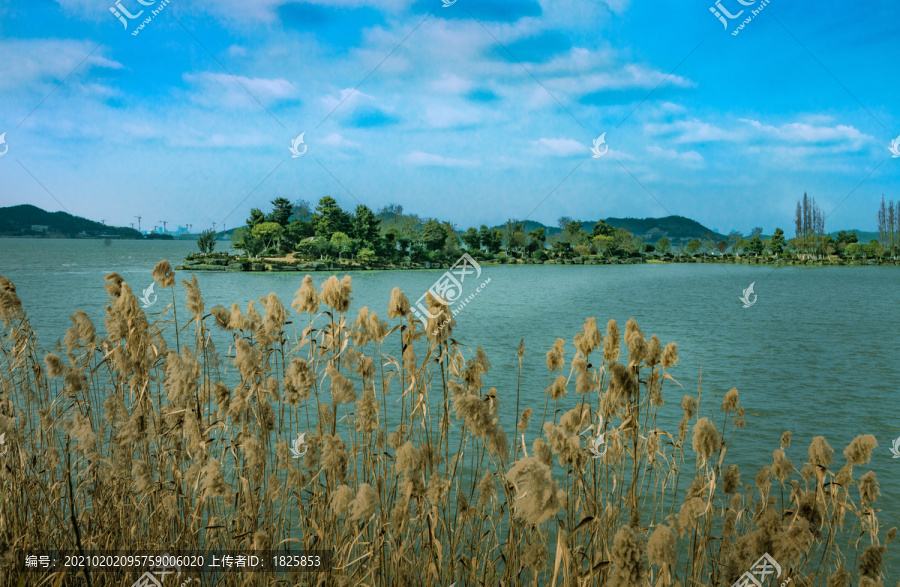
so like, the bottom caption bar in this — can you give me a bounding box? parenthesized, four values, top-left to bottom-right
(18, 551, 333, 574)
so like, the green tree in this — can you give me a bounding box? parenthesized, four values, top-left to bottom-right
(727, 231, 743, 254)
(397, 234, 412, 256)
(196, 229, 217, 254)
(656, 238, 671, 256)
(748, 235, 764, 256)
(351, 205, 381, 248)
(591, 219, 616, 238)
(592, 235, 614, 257)
(633, 236, 644, 255)
(315, 237, 336, 260)
(291, 199, 313, 222)
(419, 219, 446, 252)
(331, 232, 351, 259)
(574, 244, 591, 258)
(231, 227, 264, 258)
(443, 232, 461, 258)
(526, 228, 546, 254)
(284, 219, 315, 250)
(504, 219, 527, 254)
(252, 222, 284, 252)
(461, 227, 481, 252)
(770, 228, 786, 255)
(507, 231, 526, 254)
(479, 225, 503, 255)
(685, 239, 701, 256)
(836, 230, 858, 245)
(313, 197, 350, 240)
(440, 221, 461, 258)
(550, 238, 572, 258)
(268, 197, 294, 226)
(247, 208, 266, 229)
(559, 218, 583, 244)
(357, 248, 377, 265)
(614, 228, 635, 254)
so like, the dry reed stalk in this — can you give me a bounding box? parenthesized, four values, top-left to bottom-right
(0, 268, 893, 586)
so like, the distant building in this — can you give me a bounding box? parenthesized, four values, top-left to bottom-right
(31, 225, 50, 233)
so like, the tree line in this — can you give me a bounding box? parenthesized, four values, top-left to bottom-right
(204, 194, 889, 263)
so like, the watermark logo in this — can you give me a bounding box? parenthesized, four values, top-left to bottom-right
(110, 0, 171, 37)
(587, 416, 607, 459)
(442, 0, 457, 7)
(0, 132, 7, 158)
(139, 282, 158, 309)
(731, 553, 790, 587)
(289, 133, 308, 158)
(890, 435, 900, 459)
(411, 253, 490, 330)
(0, 433, 8, 457)
(710, 0, 772, 36)
(889, 135, 900, 158)
(290, 433, 308, 459)
(591, 133, 608, 158)
(130, 554, 188, 587)
(709, 0, 744, 28)
(740, 282, 757, 308)
(110, 0, 145, 28)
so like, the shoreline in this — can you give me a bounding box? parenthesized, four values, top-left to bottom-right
(175, 254, 900, 272)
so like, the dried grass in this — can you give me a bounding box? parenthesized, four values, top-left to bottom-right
(0, 264, 892, 586)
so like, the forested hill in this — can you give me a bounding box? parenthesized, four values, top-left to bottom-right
(519, 215, 726, 243)
(0, 204, 141, 238)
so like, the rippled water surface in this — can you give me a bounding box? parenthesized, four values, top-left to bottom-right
(2, 237, 899, 569)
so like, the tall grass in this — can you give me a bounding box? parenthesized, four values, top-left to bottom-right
(0, 264, 894, 586)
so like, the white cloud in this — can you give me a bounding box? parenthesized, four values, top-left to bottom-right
(404, 151, 479, 167)
(422, 104, 482, 129)
(0, 39, 121, 91)
(431, 74, 473, 94)
(168, 129, 274, 148)
(319, 132, 360, 149)
(183, 72, 297, 108)
(218, 0, 411, 23)
(646, 145, 704, 166)
(644, 119, 743, 143)
(740, 119, 871, 146)
(321, 88, 375, 111)
(533, 137, 586, 157)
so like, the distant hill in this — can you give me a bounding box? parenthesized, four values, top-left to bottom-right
(493, 215, 725, 244)
(828, 229, 880, 243)
(0, 204, 141, 238)
(601, 216, 726, 243)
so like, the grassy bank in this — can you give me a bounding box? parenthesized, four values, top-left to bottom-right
(177, 252, 900, 273)
(0, 262, 894, 586)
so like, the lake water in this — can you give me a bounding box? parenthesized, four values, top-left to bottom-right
(2, 237, 899, 570)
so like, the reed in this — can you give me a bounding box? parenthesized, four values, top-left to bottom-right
(0, 267, 894, 586)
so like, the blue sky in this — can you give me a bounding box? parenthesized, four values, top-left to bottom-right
(1, 0, 898, 234)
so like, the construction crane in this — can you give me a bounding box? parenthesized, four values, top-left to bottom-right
(186, 223, 192, 234)
(159, 220, 168, 234)
(134, 216, 142, 232)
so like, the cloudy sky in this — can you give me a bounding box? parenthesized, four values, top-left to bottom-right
(1, 0, 898, 233)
